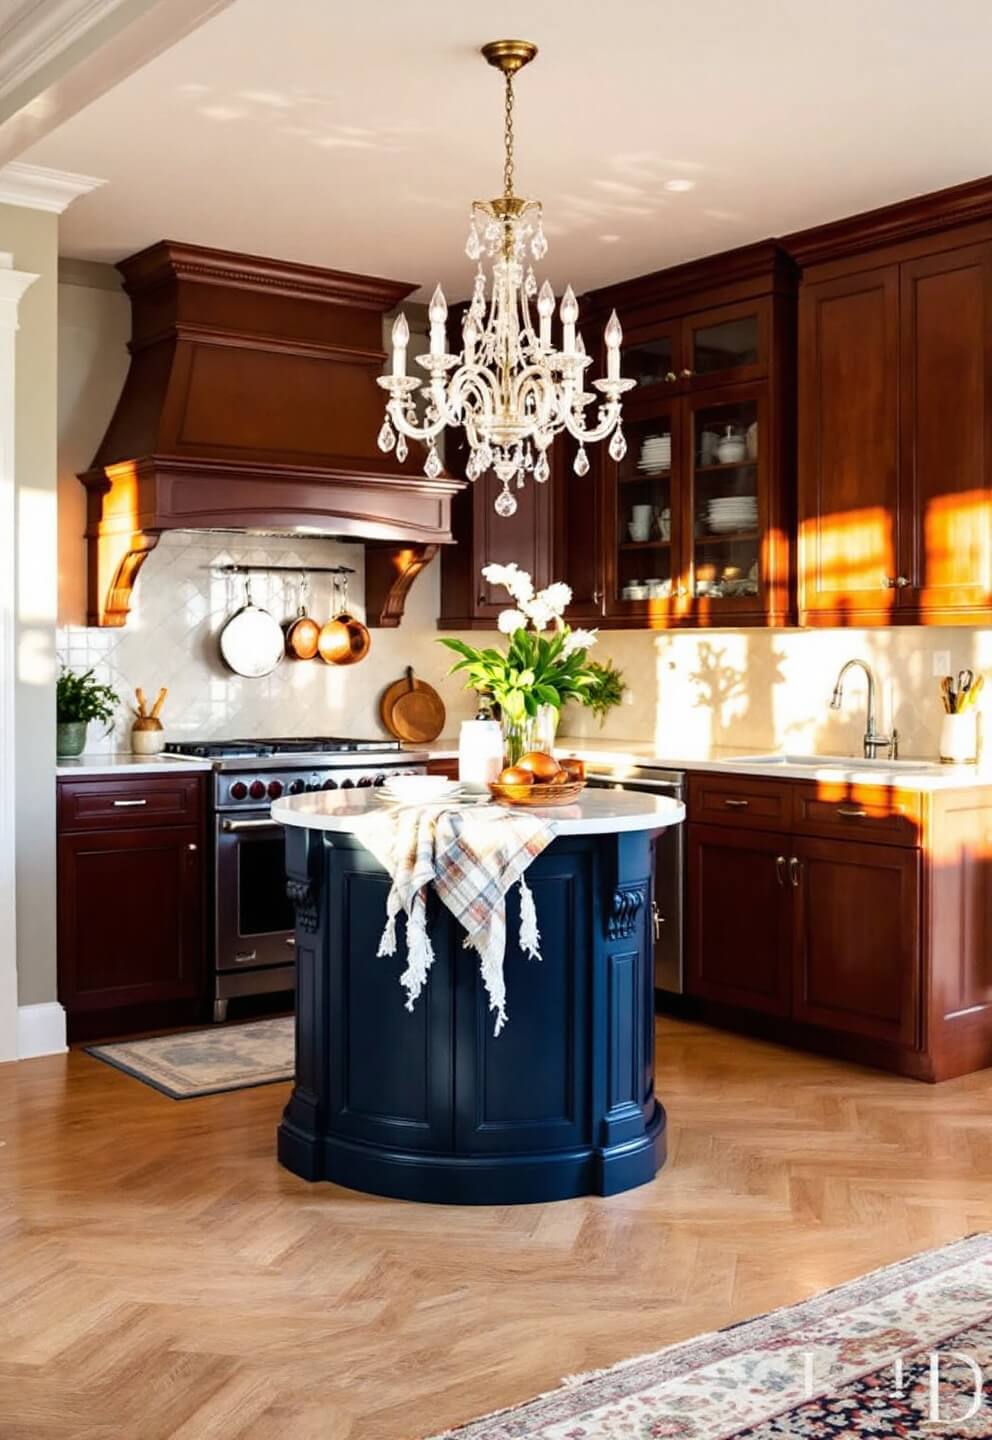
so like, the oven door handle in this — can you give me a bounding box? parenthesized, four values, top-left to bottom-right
(220, 817, 284, 833)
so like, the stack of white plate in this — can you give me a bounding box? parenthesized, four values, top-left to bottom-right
(706, 496, 758, 534)
(377, 775, 464, 804)
(637, 434, 671, 473)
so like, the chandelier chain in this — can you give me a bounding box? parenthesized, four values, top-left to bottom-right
(503, 72, 514, 200)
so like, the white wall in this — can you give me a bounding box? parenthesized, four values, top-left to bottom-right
(2, 201, 59, 1010)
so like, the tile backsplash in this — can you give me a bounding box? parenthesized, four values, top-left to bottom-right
(56, 530, 476, 753)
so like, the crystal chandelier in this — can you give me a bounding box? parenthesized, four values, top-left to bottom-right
(376, 38, 635, 517)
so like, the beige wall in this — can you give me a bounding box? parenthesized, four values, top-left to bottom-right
(2, 201, 58, 1006)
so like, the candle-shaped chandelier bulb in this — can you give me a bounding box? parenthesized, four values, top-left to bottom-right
(377, 38, 635, 515)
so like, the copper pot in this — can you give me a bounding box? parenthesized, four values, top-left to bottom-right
(285, 577, 320, 660)
(318, 576, 371, 666)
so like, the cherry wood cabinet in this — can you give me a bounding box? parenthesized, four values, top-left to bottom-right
(438, 427, 554, 629)
(57, 775, 208, 1040)
(563, 242, 796, 628)
(798, 235, 992, 624)
(792, 837, 920, 1048)
(683, 770, 992, 1081)
(687, 825, 792, 1017)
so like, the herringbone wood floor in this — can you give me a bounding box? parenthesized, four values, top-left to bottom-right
(3, 1018, 992, 1440)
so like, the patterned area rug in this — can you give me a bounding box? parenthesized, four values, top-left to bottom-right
(433, 1234, 992, 1438)
(85, 1017, 294, 1098)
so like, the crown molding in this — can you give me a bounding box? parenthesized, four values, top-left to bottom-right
(0, 159, 104, 212)
(0, 1, 129, 104)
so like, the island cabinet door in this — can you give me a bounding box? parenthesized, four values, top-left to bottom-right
(453, 847, 592, 1154)
(325, 847, 454, 1152)
(686, 824, 793, 1017)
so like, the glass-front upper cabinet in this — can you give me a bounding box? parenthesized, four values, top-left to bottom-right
(607, 405, 681, 617)
(684, 300, 769, 389)
(622, 325, 679, 393)
(686, 388, 766, 616)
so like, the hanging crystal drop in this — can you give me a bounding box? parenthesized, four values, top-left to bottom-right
(465, 448, 480, 482)
(525, 266, 537, 299)
(531, 221, 548, 260)
(494, 484, 518, 518)
(609, 426, 627, 462)
(377, 418, 395, 453)
(477, 441, 493, 471)
(423, 444, 442, 480)
(395, 432, 408, 464)
(573, 446, 590, 477)
(464, 220, 482, 260)
(534, 451, 550, 484)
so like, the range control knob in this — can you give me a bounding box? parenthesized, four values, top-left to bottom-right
(373, 773, 387, 787)
(230, 781, 248, 801)
(288, 779, 305, 795)
(248, 780, 266, 801)
(322, 777, 338, 791)
(357, 775, 373, 788)
(340, 777, 355, 789)
(267, 780, 283, 799)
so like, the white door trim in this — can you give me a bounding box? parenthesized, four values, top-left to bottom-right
(16, 1001, 67, 1060)
(0, 252, 38, 1064)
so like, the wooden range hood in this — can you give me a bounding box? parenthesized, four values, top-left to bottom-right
(80, 241, 462, 627)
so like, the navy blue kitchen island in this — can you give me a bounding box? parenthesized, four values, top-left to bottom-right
(273, 788, 685, 1205)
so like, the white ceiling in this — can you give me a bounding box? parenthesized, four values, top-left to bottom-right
(20, 0, 992, 299)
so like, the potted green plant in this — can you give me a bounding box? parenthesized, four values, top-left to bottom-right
(439, 564, 600, 764)
(56, 665, 119, 758)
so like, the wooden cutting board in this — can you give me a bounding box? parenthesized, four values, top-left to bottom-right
(382, 667, 446, 744)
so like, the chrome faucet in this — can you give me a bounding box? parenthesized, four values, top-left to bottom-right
(829, 659, 899, 760)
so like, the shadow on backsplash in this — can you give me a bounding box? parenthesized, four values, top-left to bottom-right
(563, 624, 992, 761)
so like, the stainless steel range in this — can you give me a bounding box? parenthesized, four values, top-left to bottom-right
(164, 737, 426, 1020)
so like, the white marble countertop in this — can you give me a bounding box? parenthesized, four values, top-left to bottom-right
(418, 736, 991, 793)
(55, 753, 215, 777)
(272, 787, 685, 837)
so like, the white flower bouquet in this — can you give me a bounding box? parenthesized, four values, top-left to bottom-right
(438, 564, 602, 759)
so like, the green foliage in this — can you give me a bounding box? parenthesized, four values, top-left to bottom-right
(438, 627, 597, 724)
(56, 666, 119, 726)
(583, 659, 627, 726)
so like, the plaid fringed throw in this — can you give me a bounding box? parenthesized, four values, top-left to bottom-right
(356, 802, 555, 1035)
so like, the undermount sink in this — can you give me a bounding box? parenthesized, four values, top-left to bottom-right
(719, 754, 941, 774)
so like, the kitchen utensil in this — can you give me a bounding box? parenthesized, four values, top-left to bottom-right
(285, 576, 321, 660)
(940, 675, 955, 714)
(380, 671, 432, 737)
(964, 674, 985, 710)
(219, 577, 285, 679)
(957, 669, 975, 701)
(150, 687, 168, 719)
(489, 778, 585, 807)
(388, 666, 446, 744)
(318, 576, 371, 666)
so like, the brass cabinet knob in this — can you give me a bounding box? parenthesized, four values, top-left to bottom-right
(187, 843, 198, 852)
(679, 368, 693, 378)
(882, 574, 910, 589)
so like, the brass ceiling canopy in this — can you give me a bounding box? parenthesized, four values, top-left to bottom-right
(480, 39, 538, 76)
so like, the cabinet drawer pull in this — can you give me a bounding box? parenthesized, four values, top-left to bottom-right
(664, 371, 677, 383)
(723, 798, 750, 808)
(789, 857, 800, 888)
(679, 368, 693, 379)
(775, 855, 786, 887)
(837, 807, 868, 818)
(112, 798, 147, 807)
(882, 574, 910, 589)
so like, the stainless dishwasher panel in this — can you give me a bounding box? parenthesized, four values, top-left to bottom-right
(586, 767, 685, 994)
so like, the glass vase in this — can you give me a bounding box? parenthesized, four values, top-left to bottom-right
(533, 703, 560, 756)
(501, 713, 537, 767)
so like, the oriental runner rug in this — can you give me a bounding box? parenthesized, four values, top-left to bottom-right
(85, 1017, 293, 1098)
(432, 1233, 992, 1439)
